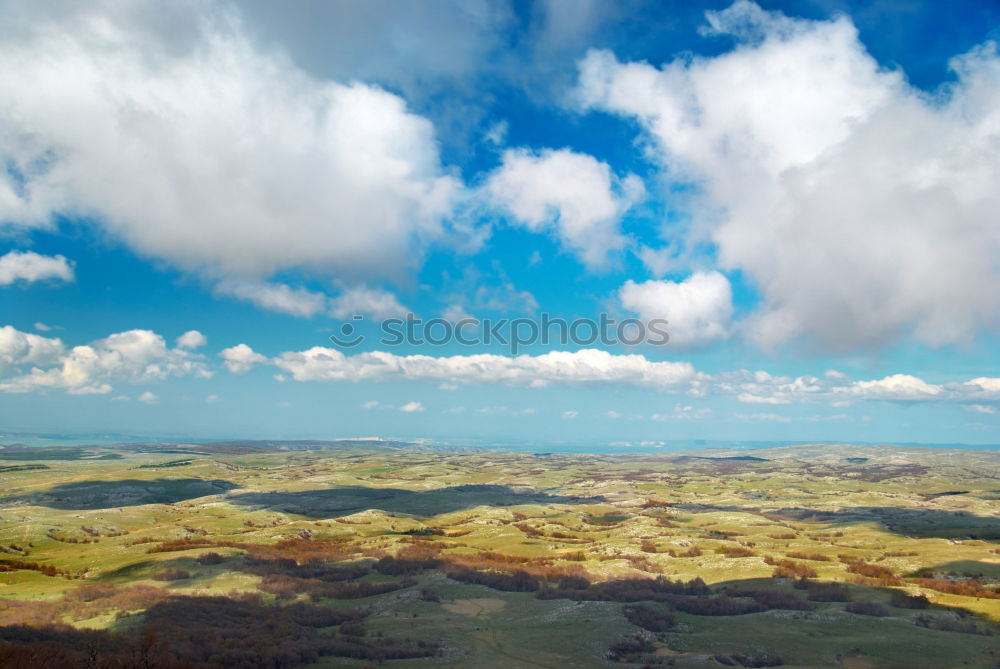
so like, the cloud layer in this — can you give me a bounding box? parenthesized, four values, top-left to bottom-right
(214, 339, 1000, 410)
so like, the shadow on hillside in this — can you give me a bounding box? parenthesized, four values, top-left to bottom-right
(225, 484, 605, 518)
(907, 560, 1000, 579)
(1, 478, 240, 510)
(672, 503, 1000, 542)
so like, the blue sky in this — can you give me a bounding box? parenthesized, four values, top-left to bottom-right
(1, 0, 999, 446)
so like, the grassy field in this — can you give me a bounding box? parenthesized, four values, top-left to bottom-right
(0, 442, 998, 667)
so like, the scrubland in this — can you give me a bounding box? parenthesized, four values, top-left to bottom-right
(0, 441, 998, 667)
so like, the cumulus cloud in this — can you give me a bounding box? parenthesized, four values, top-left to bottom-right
(268, 347, 699, 389)
(201, 336, 999, 410)
(0, 251, 73, 285)
(961, 377, 1000, 400)
(176, 330, 207, 350)
(219, 343, 268, 374)
(844, 373, 944, 400)
(0, 326, 209, 394)
(619, 271, 733, 348)
(399, 401, 425, 412)
(0, 325, 65, 375)
(578, 1, 1000, 350)
(138, 391, 158, 404)
(0, 2, 463, 287)
(486, 148, 644, 269)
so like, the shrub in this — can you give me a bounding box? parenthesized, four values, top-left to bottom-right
(728, 589, 812, 611)
(910, 578, 1000, 599)
(916, 614, 993, 636)
(671, 596, 766, 616)
(839, 556, 900, 584)
(623, 603, 676, 632)
(805, 582, 850, 602)
(786, 551, 831, 562)
(765, 557, 817, 579)
(716, 545, 755, 558)
(889, 591, 930, 609)
(607, 633, 654, 662)
(195, 552, 224, 565)
(152, 568, 190, 581)
(844, 601, 889, 617)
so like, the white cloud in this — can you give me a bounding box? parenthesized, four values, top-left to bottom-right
(362, 400, 380, 409)
(267, 347, 699, 390)
(486, 148, 643, 270)
(578, 2, 1000, 350)
(562, 410, 578, 419)
(215, 280, 328, 318)
(400, 401, 425, 412)
(965, 404, 997, 415)
(330, 286, 410, 319)
(205, 394, 219, 403)
(138, 391, 158, 404)
(962, 377, 1000, 400)
(212, 336, 1000, 410)
(0, 251, 73, 285)
(737, 393, 791, 405)
(619, 272, 733, 348)
(219, 343, 267, 374)
(0, 326, 208, 394)
(0, 325, 65, 375)
(34, 322, 55, 332)
(605, 410, 621, 419)
(0, 4, 463, 287)
(176, 330, 207, 350)
(845, 374, 943, 400)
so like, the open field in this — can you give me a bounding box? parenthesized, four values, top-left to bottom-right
(0, 441, 998, 667)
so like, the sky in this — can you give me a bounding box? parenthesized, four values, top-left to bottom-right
(1, 0, 999, 447)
